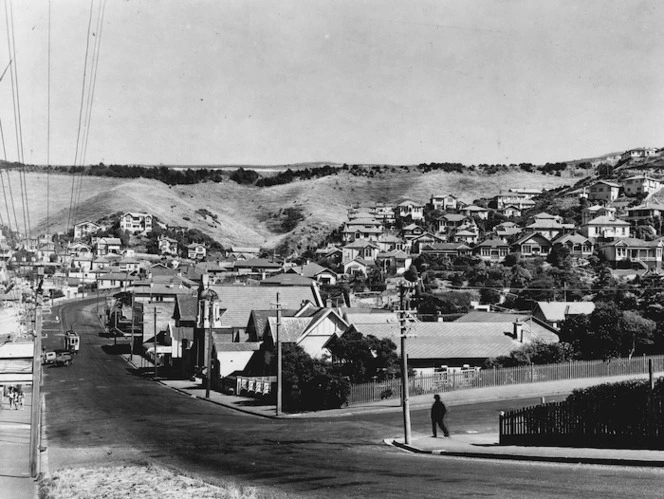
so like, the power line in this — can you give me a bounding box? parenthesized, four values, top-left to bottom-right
(46, 0, 52, 233)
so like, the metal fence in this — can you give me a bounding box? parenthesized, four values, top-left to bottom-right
(347, 354, 664, 406)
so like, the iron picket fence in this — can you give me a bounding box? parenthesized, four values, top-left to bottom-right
(347, 354, 664, 406)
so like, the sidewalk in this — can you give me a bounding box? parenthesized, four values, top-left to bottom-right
(0, 387, 37, 499)
(132, 355, 664, 468)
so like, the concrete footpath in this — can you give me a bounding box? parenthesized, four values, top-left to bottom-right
(0, 386, 37, 499)
(134, 358, 664, 469)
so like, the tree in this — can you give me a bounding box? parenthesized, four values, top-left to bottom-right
(484, 340, 576, 367)
(328, 330, 399, 382)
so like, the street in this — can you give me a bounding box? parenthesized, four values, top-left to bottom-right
(41, 298, 664, 498)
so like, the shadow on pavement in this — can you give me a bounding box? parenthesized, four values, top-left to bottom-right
(101, 344, 131, 355)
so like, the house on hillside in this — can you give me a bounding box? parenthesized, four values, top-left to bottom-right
(187, 243, 206, 260)
(289, 262, 338, 285)
(498, 205, 522, 218)
(511, 233, 552, 257)
(598, 238, 663, 270)
(459, 205, 489, 220)
(397, 200, 424, 221)
(436, 214, 469, 234)
(588, 180, 621, 202)
(158, 236, 179, 256)
(525, 219, 575, 240)
(376, 250, 412, 275)
(409, 232, 445, 254)
(376, 233, 404, 253)
(420, 242, 471, 259)
(342, 240, 379, 262)
(551, 233, 594, 258)
(580, 216, 630, 240)
(624, 204, 664, 222)
(95, 237, 122, 257)
(430, 194, 459, 212)
(533, 301, 596, 329)
(621, 148, 657, 161)
(73, 221, 101, 240)
(474, 237, 510, 262)
(623, 175, 661, 197)
(401, 223, 426, 240)
(120, 212, 153, 234)
(581, 205, 616, 225)
(341, 217, 383, 242)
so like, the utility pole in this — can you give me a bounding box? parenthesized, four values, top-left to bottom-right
(130, 292, 135, 362)
(204, 290, 218, 399)
(29, 280, 43, 477)
(275, 292, 283, 416)
(399, 282, 412, 445)
(153, 307, 158, 379)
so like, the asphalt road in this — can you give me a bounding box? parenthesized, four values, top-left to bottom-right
(41, 298, 664, 498)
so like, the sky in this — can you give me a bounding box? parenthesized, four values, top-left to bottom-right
(1, 0, 663, 166)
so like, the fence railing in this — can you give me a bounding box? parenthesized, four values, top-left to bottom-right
(499, 397, 664, 449)
(347, 354, 664, 406)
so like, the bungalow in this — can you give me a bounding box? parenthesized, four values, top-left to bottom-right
(376, 233, 404, 253)
(474, 237, 510, 262)
(625, 204, 664, 222)
(420, 242, 471, 259)
(524, 219, 574, 240)
(533, 302, 596, 329)
(436, 213, 469, 234)
(598, 238, 663, 270)
(376, 250, 412, 275)
(580, 216, 630, 240)
(459, 205, 489, 220)
(588, 180, 621, 202)
(73, 220, 101, 240)
(623, 175, 661, 197)
(401, 223, 426, 240)
(494, 222, 522, 240)
(158, 236, 179, 256)
(187, 243, 206, 260)
(397, 200, 424, 221)
(120, 212, 153, 233)
(372, 203, 396, 224)
(343, 258, 377, 277)
(118, 257, 141, 273)
(499, 205, 522, 218)
(621, 148, 658, 161)
(511, 233, 552, 257)
(289, 262, 338, 285)
(551, 233, 594, 258)
(452, 227, 479, 245)
(409, 232, 445, 254)
(97, 270, 138, 290)
(430, 194, 458, 212)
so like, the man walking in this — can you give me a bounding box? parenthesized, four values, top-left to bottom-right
(431, 394, 450, 437)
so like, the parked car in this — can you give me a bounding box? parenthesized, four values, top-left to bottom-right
(41, 351, 57, 365)
(54, 352, 73, 367)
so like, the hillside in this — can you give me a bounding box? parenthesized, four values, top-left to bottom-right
(13, 168, 575, 251)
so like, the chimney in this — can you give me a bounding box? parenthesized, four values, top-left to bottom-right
(513, 321, 523, 342)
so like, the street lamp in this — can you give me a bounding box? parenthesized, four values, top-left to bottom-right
(200, 287, 218, 399)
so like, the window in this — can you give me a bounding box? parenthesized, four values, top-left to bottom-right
(522, 244, 532, 254)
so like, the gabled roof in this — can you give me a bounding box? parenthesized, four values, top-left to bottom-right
(512, 232, 552, 246)
(593, 180, 621, 188)
(422, 242, 471, 251)
(343, 240, 379, 250)
(207, 284, 322, 329)
(552, 233, 591, 245)
(476, 237, 509, 248)
(377, 250, 410, 259)
(600, 237, 662, 248)
(401, 223, 422, 231)
(398, 200, 422, 207)
(175, 294, 199, 322)
(584, 216, 630, 226)
(462, 205, 488, 212)
(439, 214, 467, 222)
(526, 220, 573, 230)
(535, 302, 595, 322)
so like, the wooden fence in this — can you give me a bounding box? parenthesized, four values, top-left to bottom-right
(347, 354, 664, 406)
(499, 396, 664, 449)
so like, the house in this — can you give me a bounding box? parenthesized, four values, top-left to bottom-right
(233, 258, 283, 276)
(68, 242, 92, 257)
(400, 223, 426, 240)
(409, 232, 445, 254)
(341, 217, 383, 242)
(623, 175, 661, 197)
(625, 204, 664, 222)
(343, 258, 377, 277)
(118, 257, 141, 273)
(289, 262, 338, 285)
(493, 192, 536, 210)
(372, 203, 396, 224)
(533, 302, 596, 329)
(621, 148, 658, 161)
(314, 245, 343, 263)
(420, 242, 471, 259)
(376, 233, 404, 253)
(551, 233, 594, 258)
(375, 250, 412, 275)
(192, 282, 323, 370)
(348, 316, 558, 370)
(73, 221, 101, 240)
(342, 240, 379, 262)
(581, 205, 616, 225)
(459, 205, 489, 220)
(97, 270, 138, 290)
(261, 307, 350, 360)
(187, 243, 206, 260)
(430, 194, 458, 211)
(524, 219, 574, 240)
(451, 222, 480, 245)
(158, 236, 179, 256)
(474, 237, 510, 262)
(494, 222, 522, 240)
(396, 200, 424, 220)
(588, 180, 621, 202)
(95, 237, 122, 256)
(120, 212, 153, 233)
(598, 238, 663, 270)
(436, 214, 469, 234)
(499, 205, 522, 218)
(511, 233, 552, 257)
(228, 247, 261, 259)
(580, 216, 630, 240)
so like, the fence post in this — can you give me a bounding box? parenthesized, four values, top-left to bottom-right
(530, 363, 534, 383)
(493, 366, 496, 387)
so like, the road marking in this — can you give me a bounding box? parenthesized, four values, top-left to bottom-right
(0, 422, 29, 430)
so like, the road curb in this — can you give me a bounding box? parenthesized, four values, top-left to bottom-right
(388, 439, 664, 467)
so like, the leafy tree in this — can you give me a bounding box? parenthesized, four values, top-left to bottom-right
(230, 168, 259, 185)
(484, 340, 576, 367)
(328, 330, 399, 382)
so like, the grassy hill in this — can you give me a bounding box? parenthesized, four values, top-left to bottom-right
(12, 168, 575, 252)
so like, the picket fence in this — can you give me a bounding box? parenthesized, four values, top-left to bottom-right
(347, 354, 664, 406)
